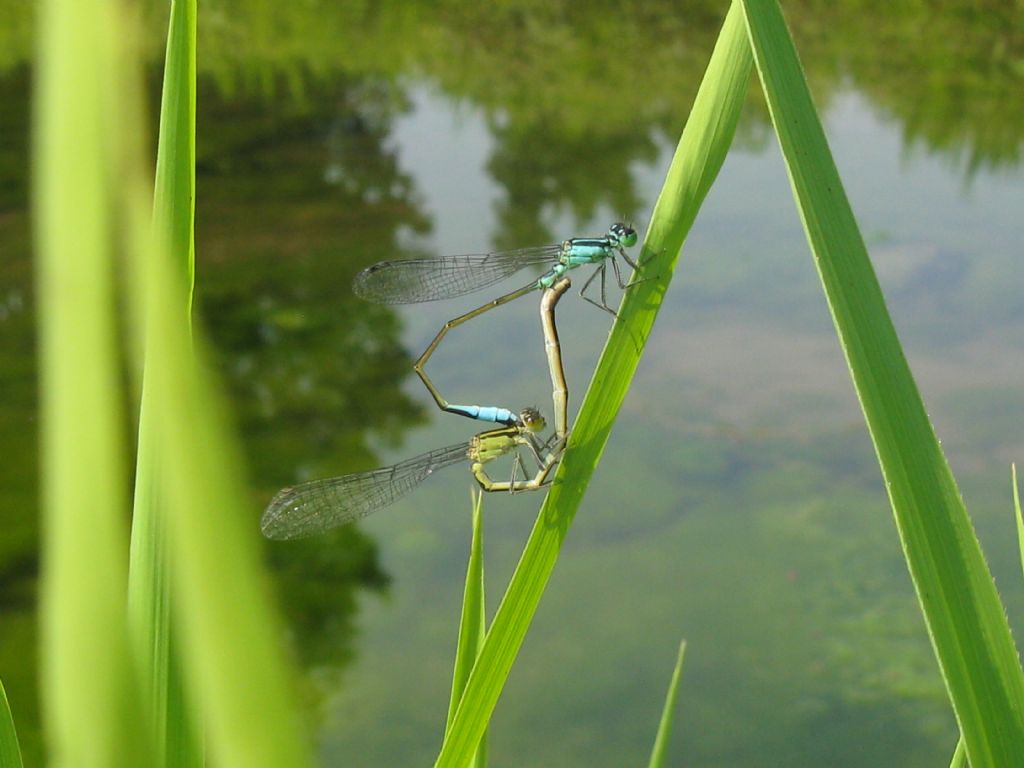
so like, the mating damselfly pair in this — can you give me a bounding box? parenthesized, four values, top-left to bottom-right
(261, 223, 643, 540)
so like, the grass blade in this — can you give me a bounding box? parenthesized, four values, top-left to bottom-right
(124, 187, 315, 768)
(445, 493, 488, 768)
(152, 0, 197, 311)
(126, 1, 201, 766)
(740, 1, 1024, 764)
(32, 0, 148, 762)
(949, 736, 967, 768)
(1014, 465, 1022, 581)
(647, 639, 687, 768)
(103, 1, 313, 763)
(435, 5, 753, 764)
(0, 680, 24, 768)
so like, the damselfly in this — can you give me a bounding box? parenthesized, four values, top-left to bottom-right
(261, 408, 561, 540)
(353, 225, 638, 424)
(353, 222, 639, 312)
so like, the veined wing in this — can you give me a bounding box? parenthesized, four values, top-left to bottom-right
(352, 244, 563, 304)
(261, 442, 470, 540)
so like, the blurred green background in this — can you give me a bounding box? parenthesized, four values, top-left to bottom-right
(2, 1, 1023, 765)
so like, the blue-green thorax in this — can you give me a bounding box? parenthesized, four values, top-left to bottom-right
(536, 222, 637, 289)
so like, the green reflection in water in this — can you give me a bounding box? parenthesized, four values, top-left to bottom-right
(194, 77, 428, 487)
(193, 79, 431, 685)
(1, 0, 1021, 168)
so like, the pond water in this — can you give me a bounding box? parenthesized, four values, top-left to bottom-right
(1, 3, 1023, 766)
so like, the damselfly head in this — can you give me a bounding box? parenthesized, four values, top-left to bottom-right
(609, 222, 638, 248)
(518, 407, 547, 433)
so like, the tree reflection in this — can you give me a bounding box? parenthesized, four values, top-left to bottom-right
(486, 122, 654, 247)
(194, 78, 429, 680)
(789, 1, 1024, 174)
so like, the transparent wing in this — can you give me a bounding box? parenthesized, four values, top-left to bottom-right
(261, 442, 471, 540)
(352, 244, 563, 304)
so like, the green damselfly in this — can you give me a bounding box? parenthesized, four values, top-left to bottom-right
(353, 224, 640, 424)
(261, 407, 560, 540)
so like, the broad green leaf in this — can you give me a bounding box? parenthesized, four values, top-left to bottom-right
(33, 0, 148, 763)
(647, 640, 687, 768)
(739, 1, 1024, 764)
(435, 4, 753, 764)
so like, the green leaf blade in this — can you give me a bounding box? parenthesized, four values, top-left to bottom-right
(445, 493, 488, 767)
(33, 0, 148, 763)
(739, 1, 1024, 764)
(647, 639, 687, 768)
(127, 2, 201, 767)
(152, 0, 198, 306)
(117, 0, 313, 763)
(0, 680, 24, 768)
(435, 5, 753, 765)
(1014, 465, 1023, 582)
(132, 246, 316, 768)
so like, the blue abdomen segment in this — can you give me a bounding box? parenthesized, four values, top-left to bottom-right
(448, 404, 517, 425)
